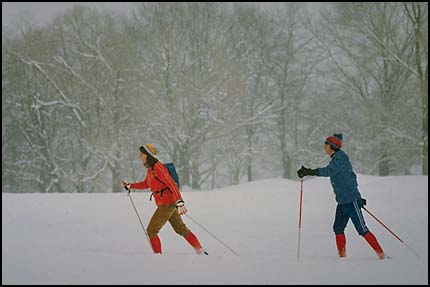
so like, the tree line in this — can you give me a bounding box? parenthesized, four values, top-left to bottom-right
(2, 2, 427, 193)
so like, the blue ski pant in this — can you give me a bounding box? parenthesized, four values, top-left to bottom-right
(333, 199, 369, 236)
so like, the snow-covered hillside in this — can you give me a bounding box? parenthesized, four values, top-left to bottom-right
(2, 175, 428, 284)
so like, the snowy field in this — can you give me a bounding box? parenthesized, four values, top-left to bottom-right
(2, 175, 428, 284)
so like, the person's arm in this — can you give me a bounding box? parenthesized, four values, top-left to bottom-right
(315, 157, 343, 177)
(128, 173, 149, 189)
(315, 165, 329, 177)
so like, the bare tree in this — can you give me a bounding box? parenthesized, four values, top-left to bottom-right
(268, 3, 323, 178)
(403, 2, 428, 174)
(312, 2, 420, 175)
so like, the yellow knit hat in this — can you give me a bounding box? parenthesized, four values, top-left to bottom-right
(139, 144, 159, 159)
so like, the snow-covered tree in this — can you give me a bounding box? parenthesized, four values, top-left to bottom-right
(311, 2, 423, 175)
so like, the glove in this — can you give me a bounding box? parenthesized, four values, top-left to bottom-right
(361, 198, 367, 207)
(121, 180, 131, 192)
(176, 199, 188, 215)
(297, 166, 316, 178)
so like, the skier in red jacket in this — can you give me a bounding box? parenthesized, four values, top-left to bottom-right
(122, 144, 204, 255)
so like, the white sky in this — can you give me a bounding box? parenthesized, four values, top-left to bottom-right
(2, 2, 325, 30)
(2, 2, 135, 29)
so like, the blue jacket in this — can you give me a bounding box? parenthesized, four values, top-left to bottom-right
(315, 150, 362, 204)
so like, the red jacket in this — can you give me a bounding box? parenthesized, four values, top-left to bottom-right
(130, 161, 182, 206)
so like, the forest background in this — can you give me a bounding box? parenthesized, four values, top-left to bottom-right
(2, 2, 428, 193)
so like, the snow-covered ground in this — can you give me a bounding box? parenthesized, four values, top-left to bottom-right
(2, 175, 428, 284)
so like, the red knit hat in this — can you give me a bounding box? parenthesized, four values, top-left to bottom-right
(325, 133, 343, 149)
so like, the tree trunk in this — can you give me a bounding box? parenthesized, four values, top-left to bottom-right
(111, 156, 122, 193)
(379, 143, 390, 176)
(191, 156, 201, 189)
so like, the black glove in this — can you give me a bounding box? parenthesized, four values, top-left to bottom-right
(124, 184, 131, 192)
(297, 166, 316, 178)
(121, 180, 131, 192)
(361, 198, 367, 207)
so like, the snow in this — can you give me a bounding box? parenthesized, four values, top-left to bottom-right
(2, 175, 428, 284)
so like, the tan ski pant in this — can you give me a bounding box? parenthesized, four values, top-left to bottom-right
(146, 203, 190, 238)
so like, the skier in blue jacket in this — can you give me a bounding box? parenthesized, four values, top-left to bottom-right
(297, 133, 385, 259)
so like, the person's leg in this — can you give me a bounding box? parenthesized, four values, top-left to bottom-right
(333, 204, 349, 257)
(335, 233, 347, 257)
(149, 235, 162, 254)
(146, 204, 176, 254)
(347, 199, 385, 259)
(363, 232, 385, 259)
(169, 209, 203, 254)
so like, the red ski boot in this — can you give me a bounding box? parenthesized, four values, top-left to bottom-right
(363, 231, 385, 259)
(150, 235, 162, 254)
(184, 231, 204, 254)
(336, 233, 347, 258)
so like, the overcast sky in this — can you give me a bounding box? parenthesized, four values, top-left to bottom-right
(3, 2, 325, 30)
(2, 2, 135, 29)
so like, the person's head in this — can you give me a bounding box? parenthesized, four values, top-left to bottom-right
(139, 144, 159, 168)
(324, 133, 343, 155)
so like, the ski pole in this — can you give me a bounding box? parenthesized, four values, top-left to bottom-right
(185, 214, 239, 256)
(297, 178, 304, 262)
(363, 206, 419, 258)
(125, 186, 151, 246)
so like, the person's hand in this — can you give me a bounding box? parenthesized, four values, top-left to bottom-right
(361, 198, 367, 207)
(121, 180, 131, 191)
(297, 166, 316, 178)
(176, 200, 188, 215)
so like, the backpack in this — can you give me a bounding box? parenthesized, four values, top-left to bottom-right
(164, 162, 180, 189)
(150, 162, 180, 201)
